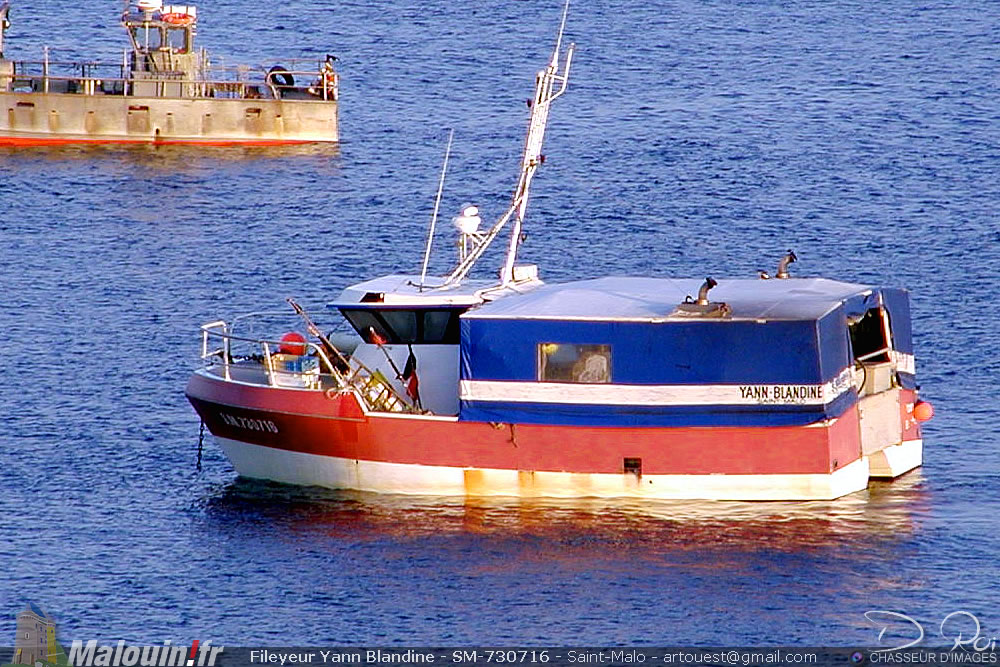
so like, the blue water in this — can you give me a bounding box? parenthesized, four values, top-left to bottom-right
(2, 0, 999, 648)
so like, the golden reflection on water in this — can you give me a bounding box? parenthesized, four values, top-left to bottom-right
(202, 470, 929, 554)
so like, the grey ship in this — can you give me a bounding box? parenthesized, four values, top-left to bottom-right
(0, 0, 338, 145)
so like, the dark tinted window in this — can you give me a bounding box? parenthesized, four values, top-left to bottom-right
(340, 309, 391, 344)
(849, 308, 891, 363)
(340, 308, 465, 344)
(379, 310, 418, 341)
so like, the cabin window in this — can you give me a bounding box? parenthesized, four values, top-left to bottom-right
(340, 308, 464, 345)
(380, 310, 418, 341)
(538, 343, 611, 383)
(167, 28, 187, 53)
(849, 308, 892, 363)
(423, 310, 455, 341)
(341, 309, 389, 343)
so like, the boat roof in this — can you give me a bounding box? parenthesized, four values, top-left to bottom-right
(463, 276, 877, 322)
(328, 274, 541, 309)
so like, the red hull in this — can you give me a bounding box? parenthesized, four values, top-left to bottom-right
(186, 372, 873, 476)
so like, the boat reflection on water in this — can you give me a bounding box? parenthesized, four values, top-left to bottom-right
(198, 471, 928, 552)
(0, 140, 340, 164)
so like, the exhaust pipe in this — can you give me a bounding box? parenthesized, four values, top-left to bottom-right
(776, 250, 797, 279)
(696, 277, 718, 305)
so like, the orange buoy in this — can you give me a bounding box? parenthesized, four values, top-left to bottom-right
(279, 332, 307, 356)
(913, 400, 934, 422)
(161, 12, 194, 26)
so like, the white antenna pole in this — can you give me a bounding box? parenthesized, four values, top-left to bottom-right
(419, 129, 455, 288)
(442, 2, 573, 287)
(552, 0, 570, 69)
(500, 0, 573, 285)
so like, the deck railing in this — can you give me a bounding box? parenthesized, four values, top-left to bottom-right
(198, 315, 417, 414)
(1, 58, 338, 101)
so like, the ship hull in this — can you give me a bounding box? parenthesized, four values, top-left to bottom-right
(186, 371, 921, 501)
(0, 92, 337, 145)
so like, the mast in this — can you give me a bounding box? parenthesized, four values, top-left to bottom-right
(501, 0, 573, 286)
(419, 129, 455, 289)
(1, 3, 10, 59)
(442, 2, 573, 287)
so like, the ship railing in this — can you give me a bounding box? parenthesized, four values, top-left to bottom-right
(1, 58, 338, 101)
(199, 317, 418, 415)
(853, 347, 898, 397)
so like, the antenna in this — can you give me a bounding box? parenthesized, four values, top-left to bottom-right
(419, 129, 455, 289)
(552, 0, 570, 69)
(501, 0, 573, 285)
(442, 2, 574, 287)
(0, 3, 10, 58)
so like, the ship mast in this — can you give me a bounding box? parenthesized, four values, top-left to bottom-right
(442, 2, 573, 287)
(0, 3, 10, 58)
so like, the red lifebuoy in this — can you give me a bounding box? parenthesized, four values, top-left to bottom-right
(161, 12, 194, 26)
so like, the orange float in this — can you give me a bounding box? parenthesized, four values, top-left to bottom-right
(913, 400, 934, 422)
(160, 12, 194, 26)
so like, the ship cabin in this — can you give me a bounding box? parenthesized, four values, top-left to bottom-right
(331, 274, 915, 450)
(125, 2, 202, 97)
(328, 273, 542, 416)
(457, 276, 914, 434)
(123, 2, 205, 98)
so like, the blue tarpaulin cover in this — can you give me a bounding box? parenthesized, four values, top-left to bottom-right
(458, 276, 913, 427)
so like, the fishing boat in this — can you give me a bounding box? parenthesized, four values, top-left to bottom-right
(185, 13, 933, 501)
(0, 0, 338, 145)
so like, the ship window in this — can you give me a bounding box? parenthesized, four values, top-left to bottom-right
(167, 28, 187, 53)
(341, 309, 390, 344)
(849, 308, 891, 363)
(538, 343, 611, 383)
(340, 308, 465, 344)
(423, 310, 455, 341)
(380, 310, 418, 341)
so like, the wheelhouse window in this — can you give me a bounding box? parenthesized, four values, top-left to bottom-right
(339, 308, 465, 344)
(538, 343, 611, 383)
(849, 308, 892, 363)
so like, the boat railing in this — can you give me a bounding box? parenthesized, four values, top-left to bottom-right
(199, 317, 418, 415)
(0, 58, 338, 101)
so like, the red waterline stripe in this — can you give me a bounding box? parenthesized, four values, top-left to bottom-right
(0, 136, 317, 146)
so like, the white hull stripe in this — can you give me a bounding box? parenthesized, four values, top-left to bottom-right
(460, 368, 854, 407)
(216, 437, 872, 501)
